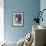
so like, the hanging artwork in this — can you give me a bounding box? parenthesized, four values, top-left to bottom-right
(12, 12, 24, 27)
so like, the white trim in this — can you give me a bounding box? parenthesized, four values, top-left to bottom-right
(0, 0, 4, 42)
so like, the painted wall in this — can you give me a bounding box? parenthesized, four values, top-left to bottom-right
(4, 0, 40, 42)
(40, 0, 46, 45)
(40, 0, 46, 27)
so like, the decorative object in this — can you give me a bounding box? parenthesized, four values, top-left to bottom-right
(23, 32, 33, 46)
(33, 9, 46, 24)
(17, 32, 34, 46)
(12, 12, 24, 27)
(41, 9, 46, 27)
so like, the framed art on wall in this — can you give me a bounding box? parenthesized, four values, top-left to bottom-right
(12, 12, 24, 27)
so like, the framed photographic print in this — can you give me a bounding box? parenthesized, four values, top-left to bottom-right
(12, 12, 24, 27)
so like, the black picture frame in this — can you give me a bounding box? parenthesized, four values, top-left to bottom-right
(12, 12, 24, 27)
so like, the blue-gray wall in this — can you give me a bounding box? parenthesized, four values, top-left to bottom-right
(4, 0, 40, 42)
(40, 0, 46, 27)
(40, 0, 46, 44)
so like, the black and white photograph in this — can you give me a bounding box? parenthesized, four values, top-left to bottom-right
(12, 12, 24, 26)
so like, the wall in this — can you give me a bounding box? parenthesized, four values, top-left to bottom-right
(4, 0, 40, 42)
(40, 0, 46, 27)
(40, 0, 46, 45)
